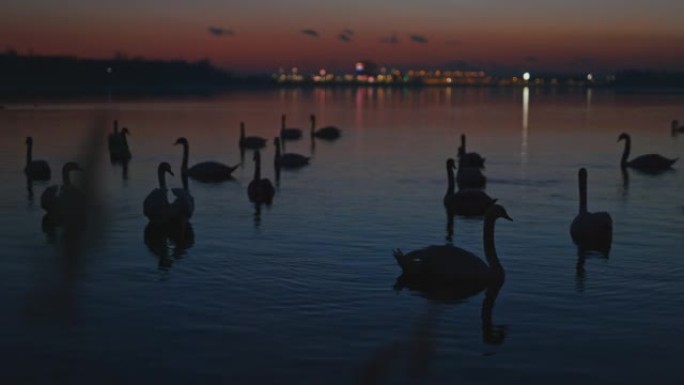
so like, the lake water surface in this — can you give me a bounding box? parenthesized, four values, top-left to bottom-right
(1, 87, 683, 384)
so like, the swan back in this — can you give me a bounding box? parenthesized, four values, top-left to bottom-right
(248, 150, 275, 204)
(24, 137, 51, 180)
(570, 168, 613, 254)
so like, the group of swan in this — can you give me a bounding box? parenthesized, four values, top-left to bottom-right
(443, 158, 496, 217)
(143, 162, 194, 227)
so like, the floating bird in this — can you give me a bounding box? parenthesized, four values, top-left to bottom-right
(248, 150, 275, 205)
(143, 162, 189, 225)
(41, 162, 85, 227)
(239, 121, 267, 149)
(671, 120, 684, 135)
(393, 204, 512, 296)
(443, 158, 496, 216)
(280, 114, 302, 140)
(456, 156, 486, 189)
(618, 132, 677, 171)
(24, 136, 51, 180)
(458, 134, 485, 168)
(570, 168, 612, 255)
(109, 125, 132, 162)
(310, 114, 341, 140)
(107, 120, 119, 154)
(274, 137, 310, 169)
(175, 137, 239, 182)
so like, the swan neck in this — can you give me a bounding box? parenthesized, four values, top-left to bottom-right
(63, 167, 72, 186)
(483, 216, 504, 277)
(157, 167, 167, 190)
(579, 172, 588, 213)
(461, 135, 466, 152)
(621, 137, 630, 167)
(240, 125, 245, 140)
(181, 142, 189, 173)
(446, 164, 455, 195)
(26, 141, 32, 167)
(254, 156, 261, 181)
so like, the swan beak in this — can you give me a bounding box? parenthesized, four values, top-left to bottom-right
(168, 169, 175, 176)
(503, 214, 513, 221)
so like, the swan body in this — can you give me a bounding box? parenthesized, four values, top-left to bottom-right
(618, 132, 677, 171)
(310, 114, 341, 140)
(175, 137, 239, 182)
(671, 120, 684, 135)
(143, 162, 189, 225)
(109, 126, 132, 162)
(443, 158, 495, 216)
(458, 134, 485, 168)
(393, 204, 512, 292)
(274, 137, 310, 168)
(570, 168, 612, 255)
(280, 114, 302, 140)
(248, 150, 275, 204)
(457, 161, 487, 189)
(41, 162, 85, 226)
(239, 122, 267, 149)
(24, 137, 51, 180)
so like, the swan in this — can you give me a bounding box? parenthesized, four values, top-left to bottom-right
(109, 126, 132, 162)
(24, 137, 51, 180)
(672, 120, 684, 135)
(443, 158, 496, 216)
(570, 168, 612, 255)
(618, 132, 677, 171)
(310, 114, 341, 140)
(458, 134, 485, 168)
(143, 162, 189, 225)
(393, 204, 512, 294)
(239, 121, 267, 149)
(280, 114, 302, 140)
(175, 137, 240, 182)
(107, 120, 119, 153)
(456, 156, 486, 189)
(41, 162, 85, 227)
(274, 137, 310, 169)
(248, 150, 275, 204)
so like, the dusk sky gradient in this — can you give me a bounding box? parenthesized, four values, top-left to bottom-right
(3, 0, 683, 74)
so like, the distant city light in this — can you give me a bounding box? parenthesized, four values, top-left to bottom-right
(522, 72, 531, 81)
(587, 73, 593, 81)
(355, 62, 364, 72)
(319, 69, 327, 76)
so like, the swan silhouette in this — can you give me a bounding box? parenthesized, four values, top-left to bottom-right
(570, 168, 612, 255)
(107, 120, 119, 154)
(239, 121, 267, 149)
(443, 158, 496, 216)
(248, 150, 275, 204)
(274, 137, 310, 169)
(672, 120, 684, 135)
(280, 114, 302, 140)
(143, 162, 190, 225)
(618, 132, 677, 171)
(310, 114, 341, 140)
(393, 204, 512, 296)
(458, 134, 485, 168)
(24, 137, 51, 180)
(109, 126, 132, 162)
(41, 162, 85, 227)
(456, 156, 487, 189)
(175, 137, 240, 182)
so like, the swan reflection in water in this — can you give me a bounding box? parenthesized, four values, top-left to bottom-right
(144, 221, 195, 270)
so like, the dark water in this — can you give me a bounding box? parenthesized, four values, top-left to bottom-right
(1, 88, 683, 384)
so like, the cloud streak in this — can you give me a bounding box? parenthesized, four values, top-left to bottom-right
(410, 35, 428, 44)
(301, 29, 320, 37)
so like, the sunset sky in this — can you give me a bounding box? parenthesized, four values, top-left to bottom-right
(3, 0, 683, 74)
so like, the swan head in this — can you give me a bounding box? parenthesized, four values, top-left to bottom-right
(25, 136, 33, 145)
(121, 127, 130, 135)
(486, 204, 513, 222)
(63, 162, 82, 174)
(158, 162, 174, 176)
(174, 137, 188, 146)
(446, 158, 456, 169)
(617, 133, 629, 142)
(578, 167, 587, 180)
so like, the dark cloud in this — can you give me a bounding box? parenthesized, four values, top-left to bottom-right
(410, 35, 428, 44)
(338, 34, 352, 42)
(524, 56, 539, 63)
(302, 29, 320, 37)
(380, 34, 400, 44)
(208, 26, 234, 37)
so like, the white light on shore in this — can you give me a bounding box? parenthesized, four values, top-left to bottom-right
(522, 72, 530, 81)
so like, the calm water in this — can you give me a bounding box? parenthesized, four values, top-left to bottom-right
(1, 87, 683, 384)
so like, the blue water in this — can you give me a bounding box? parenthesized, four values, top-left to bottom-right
(1, 87, 683, 384)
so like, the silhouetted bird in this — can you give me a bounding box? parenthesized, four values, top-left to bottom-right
(443, 158, 496, 216)
(248, 150, 275, 205)
(175, 137, 239, 182)
(143, 162, 191, 225)
(456, 156, 486, 189)
(239, 121, 267, 149)
(280, 113, 302, 140)
(618, 132, 677, 171)
(24, 136, 51, 180)
(310, 114, 341, 140)
(570, 168, 612, 255)
(109, 125, 132, 162)
(274, 137, 310, 169)
(671, 119, 684, 135)
(458, 134, 485, 168)
(41, 162, 85, 228)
